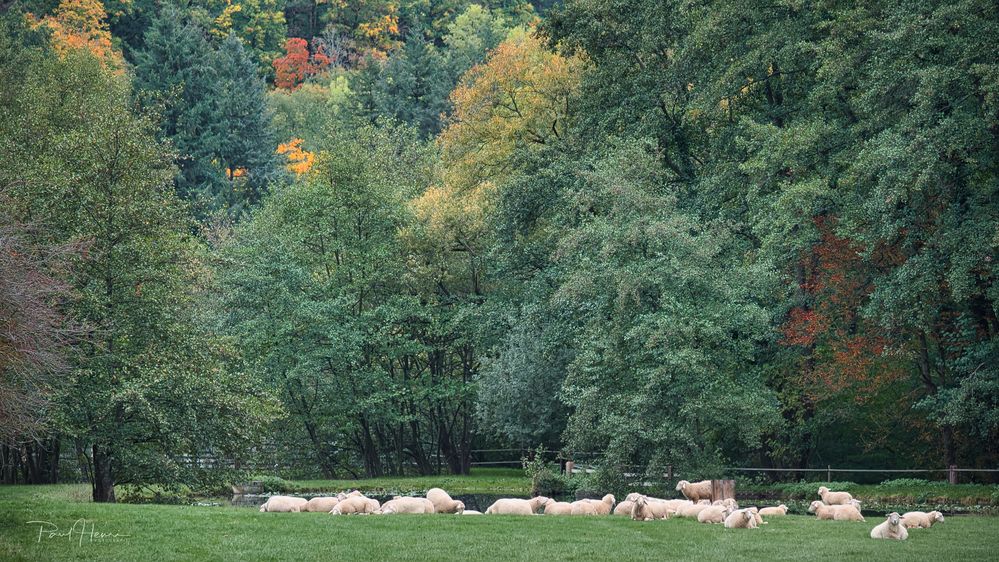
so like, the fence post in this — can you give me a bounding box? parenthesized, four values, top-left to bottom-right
(667, 464, 673, 482)
(827, 465, 831, 482)
(565, 461, 575, 477)
(949, 464, 957, 485)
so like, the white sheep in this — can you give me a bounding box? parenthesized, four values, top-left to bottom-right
(871, 512, 909, 540)
(461, 510, 482, 515)
(330, 496, 380, 515)
(570, 500, 598, 515)
(630, 495, 673, 520)
(758, 504, 788, 517)
(724, 508, 758, 529)
(901, 510, 944, 529)
(712, 498, 739, 509)
(544, 501, 574, 515)
(377, 497, 435, 514)
(676, 480, 713, 502)
(746, 506, 765, 525)
(817, 486, 854, 505)
(485, 496, 551, 515)
(613, 500, 635, 516)
(808, 500, 865, 521)
(426, 488, 465, 514)
(674, 503, 711, 518)
(624, 493, 670, 504)
(259, 496, 308, 513)
(581, 494, 616, 515)
(696, 505, 733, 524)
(304, 496, 340, 513)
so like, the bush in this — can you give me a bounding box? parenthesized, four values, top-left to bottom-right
(252, 475, 293, 493)
(522, 446, 575, 497)
(878, 478, 932, 487)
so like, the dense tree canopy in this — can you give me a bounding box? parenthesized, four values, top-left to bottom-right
(1, 0, 996, 496)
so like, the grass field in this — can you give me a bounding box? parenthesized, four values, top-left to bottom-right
(1, 485, 997, 561)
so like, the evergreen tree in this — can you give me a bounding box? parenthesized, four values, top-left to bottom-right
(212, 34, 277, 213)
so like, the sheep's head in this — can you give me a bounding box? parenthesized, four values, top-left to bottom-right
(808, 501, 822, 513)
(778, 504, 788, 512)
(888, 512, 901, 526)
(676, 480, 689, 492)
(748, 507, 758, 514)
(454, 500, 465, 514)
(530, 496, 551, 511)
(818, 486, 829, 495)
(625, 492, 643, 503)
(742, 510, 753, 522)
(848, 499, 862, 508)
(603, 494, 616, 506)
(931, 511, 945, 523)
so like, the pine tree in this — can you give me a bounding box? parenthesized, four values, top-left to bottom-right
(212, 34, 276, 213)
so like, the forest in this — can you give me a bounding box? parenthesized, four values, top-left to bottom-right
(1, 0, 997, 503)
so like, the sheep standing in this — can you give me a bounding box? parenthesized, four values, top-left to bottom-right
(676, 480, 713, 502)
(259, 496, 308, 513)
(901, 511, 944, 529)
(696, 505, 733, 524)
(330, 496, 380, 515)
(544, 501, 574, 515)
(871, 512, 909, 540)
(304, 496, 340, 513)
(485, 496, 551, 515)
(426, 488, 465, 514)
(808, 500, 864, 522)
(817, 486, 854, 505)
(758, 504, 788, 517)
(378, 496, 436, 514)
(724, 508, 758, 529)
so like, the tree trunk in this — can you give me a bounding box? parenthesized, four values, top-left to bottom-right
(92, 444, 115, 503)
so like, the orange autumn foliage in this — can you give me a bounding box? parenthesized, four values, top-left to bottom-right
(33, 0, 124, 68)
(276, 138, 314, 175)
(272, 38, 330, 90)
(782, 217, 906, 402)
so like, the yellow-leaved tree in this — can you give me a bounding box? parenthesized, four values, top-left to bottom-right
(33, 0, 124, 69)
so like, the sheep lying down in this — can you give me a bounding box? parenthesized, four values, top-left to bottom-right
(331, 496, 380, 515)
(871, 512, 909, 540)
(901, 510, 944, 529)
(259, 496, 308, 513)
(304, 496, 340, 513)
(485, 496, 551, 515)
(808, 501, 864, 522)
(426, 488, 465, 514)
(378, 496, 435, 514)
(724, 508, 758, 529)
(758, 504, 788, 517)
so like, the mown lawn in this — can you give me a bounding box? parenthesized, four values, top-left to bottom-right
(1, 485, 996, 561)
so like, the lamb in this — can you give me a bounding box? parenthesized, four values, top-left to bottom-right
(817, 486, 854, 505)
(613, 501, 635, 516)
(259, 496, 308, 513)
(485, 496, 551, 515)
(696, 505, 733, 524)
(758, 504, 788, 517)
(426, 488, 465, 514)
(871, 512, 909, 540)
(304, 496, 340, 513)
(674, 503, 711, 518)
(630, 495, 673, 520)
(676, 480, 714, 502)
(901, 510, 945, 529)
(544, 501, 574, 515)
(378, 496, 436, 514)
(724, 508, 758, 529)
(808, 500, 865, 521)
(330, 496, 380, 515)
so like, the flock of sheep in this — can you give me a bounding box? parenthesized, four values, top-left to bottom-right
(258, 480, 945, 541)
